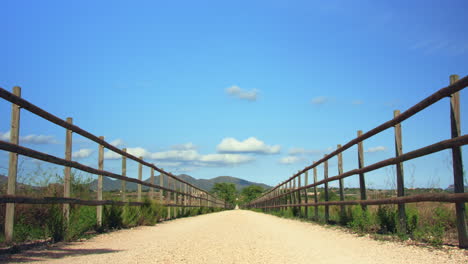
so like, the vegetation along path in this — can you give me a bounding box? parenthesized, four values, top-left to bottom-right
(2, 210, 467, 263)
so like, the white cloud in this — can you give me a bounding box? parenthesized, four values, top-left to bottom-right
(288, 148, 322, 156)
(72, 148, 94, 159)
(173, 167, 197, 173)
(110, 139, 125, 147)
(150, 149, 200, 161)
(225, 85, 258, 101)
(104, 151, 121, 160)
(279, 156, 302, 164)
(0, 130, 58, 144)
(0, 131, 9, 141)
(311, 96, 328, 105)
(198, 154, 254, 165)
(22, 134, 58, 144)
(126, 147, 151, 158)
(365, 146, 386, 153)
(104, 147, 151, 160)
(103, 144, 254, 168)
(170, 142, 197, 150)
(156, 161, 183, 168)
(217, 137, 280, 154)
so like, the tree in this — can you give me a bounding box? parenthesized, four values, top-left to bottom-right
(240, 185, 264, 204)
(212, 183, 237, 208)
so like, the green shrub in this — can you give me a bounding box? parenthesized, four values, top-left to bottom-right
(291, 206, 300, 217)
(66, 205, 96, 241)
(13, 216, 45, 242)
(376, 206, 397, 234)
(139, 198, 163, 225)
(122, 205, 140, 227)
(348, 206, 372, 232)
(103, 205, 123, 230)
(406, 207, 418, 235)
(339, 207, 353, 226)
(414, 207, 450, 246)
(46, 205, 65, 242)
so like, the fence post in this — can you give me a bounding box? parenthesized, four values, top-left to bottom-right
(189, 186, 192, 207)
(97, 136, 104, 227)
(337, 144, 346, 222)
(167, 174, 171, 219)
(184, 183, 188, 213)
(137, 157, 143, 202)
(304, 171, 309, 218)
(121, 148, 127, 201)
(293, 177, 297, 209)
(449, 74, 468, 248)
(159, 171, 163, 203)
(297, 172, 302, 217)
(324, 156, 329, 223)
(150, 166, 154, 200)
(5, 86, 21, 243)
(281, 185, 285, 212)
(313, 164, 318, 220)
(393, 110, 406, 234)
(289, 180, 293, 213)
(357, 130, 367, 211)
(63, 117, 73, 224)
(174, 180, 178, 218)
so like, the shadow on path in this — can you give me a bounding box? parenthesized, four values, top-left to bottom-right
(0, 244, 122, 263)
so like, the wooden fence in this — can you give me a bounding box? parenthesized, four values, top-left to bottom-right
(0, 86, 226, 243)
(245, 74, 468, 248)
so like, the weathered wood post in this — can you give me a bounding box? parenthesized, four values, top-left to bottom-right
(292, 177, 297, 213)
(5, 86, 21, 243)
(166, 173, 171, 219)
(288, 180, 292, 214)
(159, 171, 163, 203)
(281, 184, 285, 212)
(174, 180, 178, 218)
(189, 186, 192, 207)
(449, 74, 468, 248)
(150, 166, 155, 200)
(121, 148, 127, 201)
(324, 156, 329, 222)
(357, 130, 367, 211)
(297, 172, 302, 217)
(137, 157, 143, 202)
(97, 136, 104, 227)
(184, 183, 188, 215)
(313, 164, 319, 220)
(393, 110, 406, 234)
(337, 144, 346, 222)
(63, 117, 73, 224)
(304, 171, 309, 218)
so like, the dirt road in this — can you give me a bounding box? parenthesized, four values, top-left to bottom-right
(2, 210, 467, 263)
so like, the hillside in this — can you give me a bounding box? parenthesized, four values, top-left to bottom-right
(90, 174, 270, 192)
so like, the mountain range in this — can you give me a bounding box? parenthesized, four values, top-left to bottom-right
(89, 174, 270, 192)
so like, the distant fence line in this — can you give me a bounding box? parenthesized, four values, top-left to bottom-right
(0, 86, 226, 243)
(245, 74, 468, 248)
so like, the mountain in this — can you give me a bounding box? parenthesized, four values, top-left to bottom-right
(0, 175, 7, 184)
(90, 174, 270, 192)
(445, 184, 468, 192)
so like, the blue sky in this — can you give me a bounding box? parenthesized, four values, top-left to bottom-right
(1, 0, 467, 189)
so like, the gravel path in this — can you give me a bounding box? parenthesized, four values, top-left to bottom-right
(2, 210, 467, 263)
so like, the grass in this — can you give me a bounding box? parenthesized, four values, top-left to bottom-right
(0, 168, 224, 247)
(255, 201, 466, 247)
(0, 200, 222, 247)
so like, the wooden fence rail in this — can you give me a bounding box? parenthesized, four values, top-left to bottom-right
(245, 74, 468, 248)
(0, 86, 226, 243)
